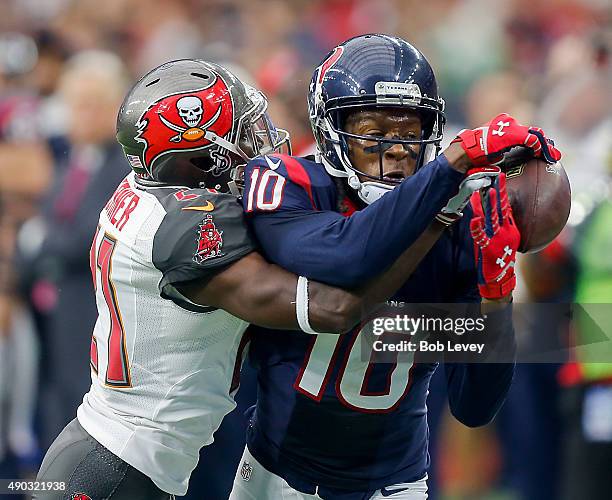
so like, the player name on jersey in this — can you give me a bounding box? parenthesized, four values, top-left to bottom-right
(104, 178, 141, 231)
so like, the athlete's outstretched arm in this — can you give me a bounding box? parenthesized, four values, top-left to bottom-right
(245, 144, 470, 288)
(441, 226, 516, 427)
(444, 174, 519, 426)
(178, 220, 447, 332)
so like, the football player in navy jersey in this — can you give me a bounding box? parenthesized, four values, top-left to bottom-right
(230, 34, 562, 500)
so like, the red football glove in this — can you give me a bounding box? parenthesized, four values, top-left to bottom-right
(453, 113, 562, 167)
(470, 174, 520, 299)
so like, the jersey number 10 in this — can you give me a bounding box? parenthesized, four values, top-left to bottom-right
(295, 327, 415, 413)
(245, 168, 286, 212)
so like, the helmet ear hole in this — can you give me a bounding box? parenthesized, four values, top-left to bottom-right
(155, 155, 207, 186)
(190, 155, 216, 173)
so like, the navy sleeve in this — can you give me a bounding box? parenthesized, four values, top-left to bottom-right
(444, 304, 516, 427)
(450, 213, 481, 303)
(244, 154, 464, 287)
(443, 219, 516, 427)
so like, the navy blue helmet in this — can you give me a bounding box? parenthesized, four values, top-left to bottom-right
(307, 34, 446, 204)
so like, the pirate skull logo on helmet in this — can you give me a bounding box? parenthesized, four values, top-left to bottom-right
(176, 96, 204, 127)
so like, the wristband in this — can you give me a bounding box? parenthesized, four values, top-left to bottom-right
(296, 276, 319, 334)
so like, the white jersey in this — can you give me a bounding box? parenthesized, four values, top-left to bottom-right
(77, 172, 255, 495)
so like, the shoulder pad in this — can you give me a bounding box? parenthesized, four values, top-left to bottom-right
(154, 186, 230, 215)
(245, 155, 335, 212)
(248, 154, 333, 191)
(153, 190, 254, 289)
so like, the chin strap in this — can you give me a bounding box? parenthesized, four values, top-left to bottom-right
(348, 174, 396, 205)
(319, 142, 399, 206)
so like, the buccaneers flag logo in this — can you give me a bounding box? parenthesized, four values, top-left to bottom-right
(135, 76, 234, 170)
(72, 494, 92, 500)
(193, 214, 224, 264)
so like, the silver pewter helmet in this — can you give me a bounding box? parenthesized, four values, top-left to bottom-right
(117, 59, 290, 192)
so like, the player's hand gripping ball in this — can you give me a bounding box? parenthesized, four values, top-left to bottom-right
(470, 174, 521, 300)
(453, 113, 562, 167)
(505, 158, 571, 253)
(436, 166, 501, 225)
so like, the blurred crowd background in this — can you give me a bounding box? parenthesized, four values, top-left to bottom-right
(0, 0, 611, 499)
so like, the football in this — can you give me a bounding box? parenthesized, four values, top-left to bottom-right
(505, 158, 571, 253)
(182, 128, 206, 142)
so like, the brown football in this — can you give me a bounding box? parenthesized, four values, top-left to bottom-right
(182, 128, 205, 142)
(505, 159, 571, 253)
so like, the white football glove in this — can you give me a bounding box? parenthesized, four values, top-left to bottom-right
(435, 166, 501, 226)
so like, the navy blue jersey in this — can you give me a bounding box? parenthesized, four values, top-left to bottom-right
(243, 154, 515, 499)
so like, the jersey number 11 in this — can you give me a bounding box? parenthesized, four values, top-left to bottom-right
(89, 227, 131, 388)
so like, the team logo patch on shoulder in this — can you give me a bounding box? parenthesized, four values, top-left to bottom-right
(194, 214, 224, 263)
(72, 494, 92, 500)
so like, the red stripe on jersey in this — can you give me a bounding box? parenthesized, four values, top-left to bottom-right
(273, 154, 317, 210)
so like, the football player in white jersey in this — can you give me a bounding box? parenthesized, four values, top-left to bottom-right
(34, 60, 469, 499)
